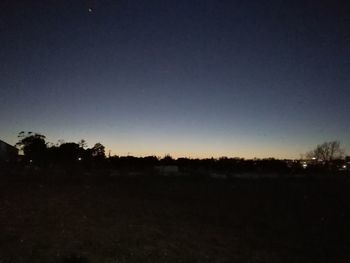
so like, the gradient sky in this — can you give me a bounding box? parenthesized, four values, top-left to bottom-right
(1, 0, 349, 158)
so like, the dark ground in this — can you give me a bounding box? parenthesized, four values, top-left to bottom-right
(0, 173, 349, 263)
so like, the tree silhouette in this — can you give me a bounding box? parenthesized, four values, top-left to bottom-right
(91, 143, 105, 158)
(16, 131, 47, 164)
(58, 143, 81, 164)
(307, 141, 345, 162)
(160, 154, 174, 165)
(78, 139, 88, 149)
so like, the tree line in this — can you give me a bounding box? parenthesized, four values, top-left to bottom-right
(12, 132, 348, 176)
(15, 131, 105, 167)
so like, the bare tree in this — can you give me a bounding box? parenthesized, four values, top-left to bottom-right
(306, 141, 345, 161)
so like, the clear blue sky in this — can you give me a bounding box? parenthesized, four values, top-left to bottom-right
(1, 0, 349, 158)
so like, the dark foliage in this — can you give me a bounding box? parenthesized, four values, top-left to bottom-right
(15, 131, 47, 165)
(16, 132, 106, 169)
(13, 132, 348, 178)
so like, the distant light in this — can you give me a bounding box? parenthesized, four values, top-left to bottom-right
(302, 163, 307, 169)
(29, 160, 33, 163)
(88, 8, 93, 13)
(312, 157, 316, 160)
(78, 157, 82, 161)
(343, 165, 347, 169)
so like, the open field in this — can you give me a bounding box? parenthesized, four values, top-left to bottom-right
(0, 174, 349, 263)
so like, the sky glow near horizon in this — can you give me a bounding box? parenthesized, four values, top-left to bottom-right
(1, 0, 349, 159)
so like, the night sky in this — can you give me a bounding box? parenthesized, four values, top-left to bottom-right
(1, 0, 349, 158)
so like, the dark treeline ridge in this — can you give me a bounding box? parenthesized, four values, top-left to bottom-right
(108, 155, 349, 177)
(1, 132, 349, 178)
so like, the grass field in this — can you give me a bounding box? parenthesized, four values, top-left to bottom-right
(0, 174, 349, 263)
